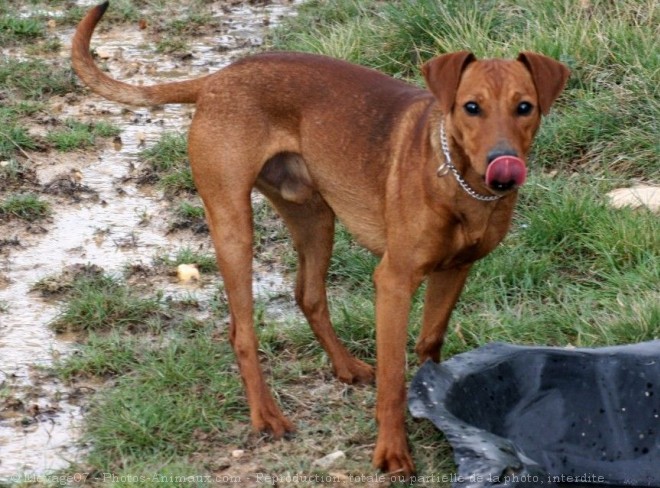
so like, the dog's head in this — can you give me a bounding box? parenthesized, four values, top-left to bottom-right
(422, 51, 569, 194)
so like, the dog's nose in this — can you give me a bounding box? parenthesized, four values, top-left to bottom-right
(487, 148, 519, 164)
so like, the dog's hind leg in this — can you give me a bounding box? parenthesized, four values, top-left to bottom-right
(259, 185, 375, 385)
(207, 196, 294, 436)
(190, 126, 294, 438)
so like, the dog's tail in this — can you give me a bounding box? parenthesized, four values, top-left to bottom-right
(72, 1, 207, 106)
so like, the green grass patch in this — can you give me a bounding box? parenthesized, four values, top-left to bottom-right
(50, 273, 163, 333)
(155, 37, 190, 54)
(0, 193, 50, 221)
(155, 247, 218, 273)
(0, 58, 78, 101)
(175, 201, 205, 221)
(0, 123, 38, 161)
(141, 133, 188, 173)
(0, 15, 44, 45)
(51, 276, 246, 475)
(46, 119, 121, 151)
(0, 4, 69, 53)
(56, 330, 145, 379)
(169, 200, 208, 233)
(0, 101, 42, 160)
(328, 224, 378, 291)
(139, 132, 196, 194)
(81, 333, 244, 465)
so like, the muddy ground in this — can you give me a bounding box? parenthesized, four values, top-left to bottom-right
(0, 0, 302, 480)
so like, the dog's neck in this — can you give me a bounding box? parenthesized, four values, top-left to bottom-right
(436, 120, 503, 202)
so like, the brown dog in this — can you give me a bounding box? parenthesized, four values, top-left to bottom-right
(72, 2, 569, 476)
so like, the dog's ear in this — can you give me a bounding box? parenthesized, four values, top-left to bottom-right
(422, 51, 476, 114)
(517, 52, 570, 115)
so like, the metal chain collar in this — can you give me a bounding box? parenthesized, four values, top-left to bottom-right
(437, 122, 502, 202)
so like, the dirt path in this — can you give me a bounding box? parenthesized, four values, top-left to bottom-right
(0, 1, 297, 478)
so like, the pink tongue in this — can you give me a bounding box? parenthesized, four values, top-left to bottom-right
(485, 155, 527, 188)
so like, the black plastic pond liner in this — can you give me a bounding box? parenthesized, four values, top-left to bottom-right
(408, 341, 660, 487)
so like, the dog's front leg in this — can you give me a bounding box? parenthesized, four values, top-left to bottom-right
(415, 265, 472, 363)
(372, 254, 424, 477)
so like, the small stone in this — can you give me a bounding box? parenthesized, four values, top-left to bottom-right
(313, 450, 345, 468)
(70, 168, 83, 183)
(177, 264, 200, 283)
(96, 47, 113, 59)
(607, 185, 660, 213)
(231, 449, 244, 458)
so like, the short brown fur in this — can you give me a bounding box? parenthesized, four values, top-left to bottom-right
(72, 2, 569, 476)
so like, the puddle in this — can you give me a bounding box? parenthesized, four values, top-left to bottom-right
(0, 1, 298, 479)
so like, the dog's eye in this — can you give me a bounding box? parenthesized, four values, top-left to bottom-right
(517, 102, 533, 115)
(464, 102, 480, 115)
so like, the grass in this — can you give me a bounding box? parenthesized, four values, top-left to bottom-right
(50, 273, 164, 333)
(154, 247, 218, 274)
(0, 0, 135, 30)
(170, 200, 207, 230)
(38, 0, 660, 485)
(175, 201, 205, 221)
(0, 101, 43, 163)
(46, 119, 121, 151)
(139, 132, 196, 194)
(0, 57, 83, 169)
(50, 267, 446, 483)
(0, 123, 38, 162)
(49, 270, 247, 477)
(0, 16, 44, 45)
(0, 58, 77, 101)
(0, 193, 50, 221)
(82, 333, 244, 458)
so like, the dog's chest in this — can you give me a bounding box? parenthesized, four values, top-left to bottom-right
(444, 207, 512, 265)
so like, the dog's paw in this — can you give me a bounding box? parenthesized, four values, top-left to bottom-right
(334, 357, 375, 385)
(372, 433, 416, 480)
(252, 400, 295, 439)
